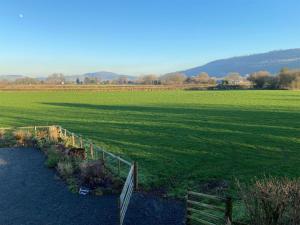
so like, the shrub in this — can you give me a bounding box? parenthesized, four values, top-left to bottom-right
(79, 160, 105, 187)
(238, 177, 300, 225)
(67, 147, 86, 160)
(57, 161, 74, 178)
(13, 130, 32, 146)
(46, 147, 62, 168)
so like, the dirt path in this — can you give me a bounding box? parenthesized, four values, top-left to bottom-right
(0, 148, 184, 225)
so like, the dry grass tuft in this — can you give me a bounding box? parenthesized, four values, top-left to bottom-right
(48, 126, 59, 141)
(13, 130, 32, 145)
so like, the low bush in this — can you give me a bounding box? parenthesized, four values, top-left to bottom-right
(46, 147, 63, 168)
(67, 147, 86, 160)
(57, 161, 74, 178)
(238, 177, 300, 225)
(79, 160, 106, 187)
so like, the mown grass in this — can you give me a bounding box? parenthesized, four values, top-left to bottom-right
(0, 90, 299, 197)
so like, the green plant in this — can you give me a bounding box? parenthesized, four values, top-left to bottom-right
(46, 147, 62, 168)
(67, 178, 78, 193)
(57, 161, 74, 178)
(94, 187, 103, 196)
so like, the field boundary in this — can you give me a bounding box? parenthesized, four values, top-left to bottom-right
(0, 84, 215, 91)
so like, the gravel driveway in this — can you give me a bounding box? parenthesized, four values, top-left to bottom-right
(0, 148, 184, 225)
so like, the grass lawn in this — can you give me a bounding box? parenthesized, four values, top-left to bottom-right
(0, 90, 300, 196)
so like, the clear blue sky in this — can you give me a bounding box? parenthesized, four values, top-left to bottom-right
(1, 0, 300, 76)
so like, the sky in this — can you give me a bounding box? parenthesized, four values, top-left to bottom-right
(0, 0, 300, 77)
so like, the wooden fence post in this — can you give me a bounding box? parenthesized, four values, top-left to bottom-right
(80, 136, 83, 148)
(133, 161, 138, 191)
(90, 143, 94, 159)
(34, 126, 37, 136)
(58, 126, 62, 139)
(225, 196, 233, 225)
(48, 126, 51, 139)
(102, 151, 105, 162)
(64, 129, 67, 138)
(72, 133, 75, 146)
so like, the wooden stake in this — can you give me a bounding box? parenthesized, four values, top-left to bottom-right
(58, 126, 62, 139)
(72, 133, 75, 146)
(80, 136, 83, 148)
(102, 151, 105, 162)
(90, 143, 94, 159)
(225, 196, 233, 224)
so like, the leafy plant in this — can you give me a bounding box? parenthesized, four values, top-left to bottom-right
(46, 147, 62, 168)
(67, 178, 78, 193)
(57, 161, 74, 178)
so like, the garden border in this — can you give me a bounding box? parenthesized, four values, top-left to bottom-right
(0, 125, 137, 225)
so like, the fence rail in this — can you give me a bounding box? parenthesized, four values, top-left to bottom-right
(0, 125, 137, 225)
(186, 191, 232, 225)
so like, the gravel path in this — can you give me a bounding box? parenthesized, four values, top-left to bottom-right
(0, 148, 184, 225)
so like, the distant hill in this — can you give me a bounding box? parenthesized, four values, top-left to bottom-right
(182, 49, 300, 77)
(66, 71, 136, 82)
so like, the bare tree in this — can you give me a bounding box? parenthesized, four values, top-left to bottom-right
(159, 72, 186, 85)
(248, 71, 271, 88)
(279, 68, 300, 89)
(84, 77, 100, 84)
(137, 74, 158, 85)
(188, 72, 216, 84)
(46, 73, 65, 85)
(15, 77, 39, 85)
(115, 76, 128, 84)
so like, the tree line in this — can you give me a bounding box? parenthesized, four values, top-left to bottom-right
(1, 68, 300, 89)
(248, 68, 300, 89)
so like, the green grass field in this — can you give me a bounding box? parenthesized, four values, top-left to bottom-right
(1, 90, 300, 196)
